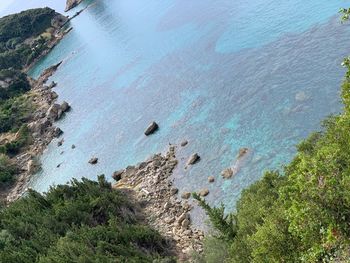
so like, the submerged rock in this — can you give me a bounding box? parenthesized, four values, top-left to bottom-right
(88, 157, 98, 165)
(144, 121, 159, 136)
(221, 168, 234, 179)
(187, 153, 200, 165)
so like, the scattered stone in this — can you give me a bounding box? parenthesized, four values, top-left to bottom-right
(71, 144, 76, 149)
(221, 168, 234, 179)
(180, 140, 188, 147)
(208, 176, 215, 183)
(57, 138, 64, 147)
(199, 189, 209, 197)
(112, 170, 123, 181)
(187, 153, 200, 165)
(181, 192, 191, 199)
(144, 121, 159, 136)
(88, 157, 98, 165)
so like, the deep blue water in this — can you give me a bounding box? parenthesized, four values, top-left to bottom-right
(2, 0, 350, 212)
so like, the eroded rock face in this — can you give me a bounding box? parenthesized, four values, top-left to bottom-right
(65, 0, 83, 12)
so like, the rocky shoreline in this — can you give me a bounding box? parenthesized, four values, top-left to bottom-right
(113, 146, 204, 260)
(6, 63, 70, 203)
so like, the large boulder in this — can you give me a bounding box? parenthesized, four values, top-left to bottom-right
(187, 153, 200, 165)
(88, 157, 98, 165)
(60, 101, 71, 113)
(144, 121, 159, 136)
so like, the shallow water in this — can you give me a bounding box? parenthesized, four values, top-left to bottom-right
(3, 1, 350, 212)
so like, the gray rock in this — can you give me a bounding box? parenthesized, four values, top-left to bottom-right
(144, 121, 159, 136)
(112, 170, 124, 181)
(71, 144, 76, 149)
(88, 157, 98, 165)
(60, 101, 71, 112)
(187, 153, 200, 165)
(180, 140, 188, 147)
(57, 138, 64, 147)
(53, 127, 63, 137)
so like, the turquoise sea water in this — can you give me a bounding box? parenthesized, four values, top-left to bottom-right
(2, 1, 350, 212)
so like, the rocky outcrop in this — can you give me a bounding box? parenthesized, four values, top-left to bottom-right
(65, 0, 84, 12)
(144, 121, 159, 136)
(113, 147, 203, 259)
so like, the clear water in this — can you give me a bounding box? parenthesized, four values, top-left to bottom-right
(3, 0, 350, 212)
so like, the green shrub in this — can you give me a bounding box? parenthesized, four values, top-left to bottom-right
(0, 176, 172, 262)
(0, 154, 15, 187)
(0, 95, 33, 133)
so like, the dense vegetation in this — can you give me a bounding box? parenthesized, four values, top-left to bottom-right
(0, 8, 59, 186)
(0, 8, 57, 70)
(0, 176, 174, 262)
(195, 16, 350, 263)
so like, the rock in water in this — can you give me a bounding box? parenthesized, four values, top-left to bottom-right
(88, 157, 98, 165)
(181, 192, 191, 199)
(112, 170, 123, 181)
(221, 168, 234, 179)
(180, 140, 188, 147)
(144, 121, 159, 136)
(60, 101, 71, 113)
(187, 153, 200, 165)
(199, 189, 209, 197)
(208, 176, 215, 183)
